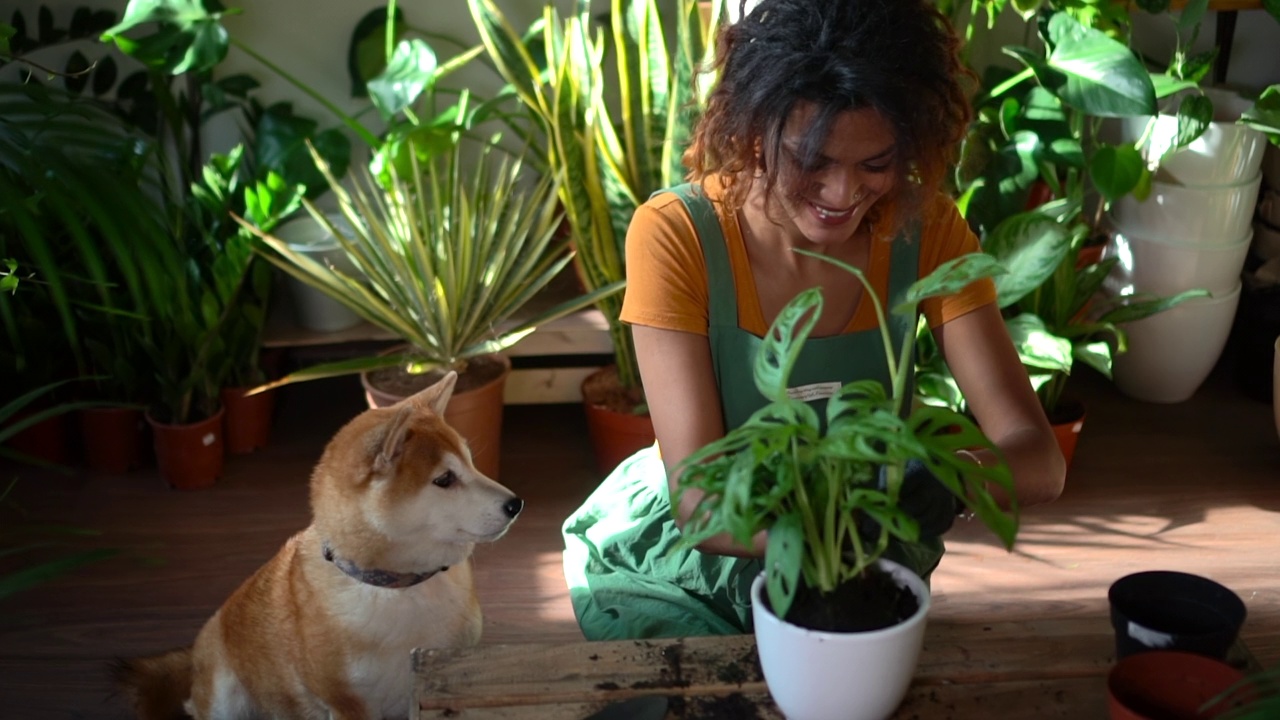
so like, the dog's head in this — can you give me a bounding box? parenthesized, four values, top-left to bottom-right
(311, 372, 522, 571)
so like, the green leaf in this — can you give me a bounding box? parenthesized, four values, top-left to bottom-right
(346, 5, 407, 97)
(1089, 144, 1144, 202)
(1005, 314, 1073, 372)
(982, 211, 1073, 308)
(100, 0, 233, 75)
(764, 512, 804, 620)
(1176, 49, 1217, 85)
(1099, 288, 1211, 325)
(1151, 73, 1198, 100)
(1172, 94, 1213, 150)
(754, 287, 823, 403)
(1046, 13, 1157, 118)
(1011, 0, 1042, 20)
(1241, 86, 1280, 145)
(900, 253, 1007, 312)
(1177, 0, 1209, 32)
(366, 38, 438, 122)
(1267, 0, 1280, 23)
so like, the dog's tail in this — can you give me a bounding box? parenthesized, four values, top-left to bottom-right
(110, 648, 194, 720)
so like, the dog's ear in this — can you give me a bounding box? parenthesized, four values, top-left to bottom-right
(403, 370, 457, 417)
(374, 403, 416, 474)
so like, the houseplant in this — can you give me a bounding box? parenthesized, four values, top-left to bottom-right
(249, 137, 623, 479)
(673, 251, 1017, 720)
(469, 0, 724, 471)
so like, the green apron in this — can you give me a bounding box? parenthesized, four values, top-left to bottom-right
(562, 184, 943, 640)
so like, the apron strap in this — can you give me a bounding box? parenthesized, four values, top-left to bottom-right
(659, 184, 738, 330)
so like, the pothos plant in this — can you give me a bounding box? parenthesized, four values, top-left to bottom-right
(673, 251, 1019, 622)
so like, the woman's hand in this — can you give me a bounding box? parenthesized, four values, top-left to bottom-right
(932, 302, 1067, 508)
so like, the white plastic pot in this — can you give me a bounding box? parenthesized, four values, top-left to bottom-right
(1111, 174, 1261, 246)
(1103, 225, 1251, 297)
(751, 559, 930, 720)
(272, 215, 363, 332)
(1112, 283, 1243, 404)
(1118, 88, 1266, 187)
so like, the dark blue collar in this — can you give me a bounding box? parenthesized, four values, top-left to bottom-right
(322, 543, 447, 589)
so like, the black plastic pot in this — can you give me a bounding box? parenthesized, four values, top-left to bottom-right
(1108, 571, 1247, 661)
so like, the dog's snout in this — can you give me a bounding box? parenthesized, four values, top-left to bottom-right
(503, 497, 524, 518)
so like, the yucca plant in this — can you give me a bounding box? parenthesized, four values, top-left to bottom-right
(250, 135, 624, 391)
(468, 0, 724, 407)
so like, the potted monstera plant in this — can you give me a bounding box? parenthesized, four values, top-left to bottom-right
(673, 251, 1018, 720)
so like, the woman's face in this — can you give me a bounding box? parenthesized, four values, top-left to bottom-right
(768, 102, 899, 247)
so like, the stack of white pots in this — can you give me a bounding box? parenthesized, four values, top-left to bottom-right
(1104, 88, 1266, 403)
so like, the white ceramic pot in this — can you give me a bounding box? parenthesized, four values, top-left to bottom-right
(1112, 283, 1243, 404)
(1111, 174, 1262, 246)
(272, 215, 364, 332)
(751, 559, 930, 720)
(1118, 88, 1266, 187)
(1254, 220, 1280, 262)
(1103, 225, 1251, 297)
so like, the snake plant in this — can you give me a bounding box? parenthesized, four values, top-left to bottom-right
(469, 0, 724, 397)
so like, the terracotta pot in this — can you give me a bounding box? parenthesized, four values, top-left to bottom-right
(4, 406, 73, 466)
(1107, 651, 1250, 720)
(220, 386, 277, 455)
(147, 408, 225, 490)
(1049, 399, 1085, 473)
(362, 353, 511, 480)
(1076, 242, 1106, 270)
(79, 406, 147, 474)
(582, 400, 655, 475)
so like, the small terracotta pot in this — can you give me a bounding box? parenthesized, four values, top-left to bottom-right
(147, 408, 225, 490)
(582, 401, 655, 475)
(1107, 651, 1250, 720)
(1048, 399, 1086, 472)
(79, 406, 147, 474)
(362, 353, 511, 480)
(220, 387, 277, 455)
(4, 407, 73, 466)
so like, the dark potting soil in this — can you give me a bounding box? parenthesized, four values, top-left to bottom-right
(769, 564, 921, 633)
(365, 354, 506, 397)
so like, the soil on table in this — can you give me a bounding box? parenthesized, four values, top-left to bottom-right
(767, 564, 921, 633)
(582, 365, 646, 414)
(365, 354, 507, 397)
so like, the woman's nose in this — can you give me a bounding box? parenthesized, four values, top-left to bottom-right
(815, 166, 865, 209)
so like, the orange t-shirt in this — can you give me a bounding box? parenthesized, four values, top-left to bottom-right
(619, 182, 996, 336)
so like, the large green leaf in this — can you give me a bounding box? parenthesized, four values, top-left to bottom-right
(983, 211, 1072, 308)
(754, 288, 823, 403)
(1045, 13, 1156, 118)
(900, 253, 1008, 311)
(1172, 94, 1213, 150)
(100, 0, 233, 74)
(1089, 143, 1145, 202)
(1005, 314, 1073, 372)
(1241, 86, 1280, 146)
(367, 38, 438, 121)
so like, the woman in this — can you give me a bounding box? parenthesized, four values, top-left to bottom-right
(563, 0, 1066, 640)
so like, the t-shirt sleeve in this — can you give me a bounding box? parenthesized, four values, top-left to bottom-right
(918, 193, 997, 328)
(618, 193, 711, 335)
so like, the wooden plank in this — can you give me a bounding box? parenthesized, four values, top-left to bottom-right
(504, 367, 602, 404)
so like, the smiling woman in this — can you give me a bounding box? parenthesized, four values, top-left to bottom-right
(560, 0, 1065, 644)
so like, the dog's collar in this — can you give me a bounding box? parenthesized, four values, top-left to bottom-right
(321, 543, 447, 589)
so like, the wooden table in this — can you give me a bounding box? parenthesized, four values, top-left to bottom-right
(413, 617, 1259, 719)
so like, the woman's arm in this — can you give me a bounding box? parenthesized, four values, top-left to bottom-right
(633, 324, 768, 557)
(932, 302, 1067, 508)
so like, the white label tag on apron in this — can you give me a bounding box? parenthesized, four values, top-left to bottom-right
(785, 381, 841, 403)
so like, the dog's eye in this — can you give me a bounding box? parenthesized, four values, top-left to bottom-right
(432, 471, 457, 488)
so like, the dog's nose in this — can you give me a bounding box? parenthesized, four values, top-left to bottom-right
(503, 497, 524, 518)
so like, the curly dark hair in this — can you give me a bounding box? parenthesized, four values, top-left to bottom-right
(684, 0, 975, 235)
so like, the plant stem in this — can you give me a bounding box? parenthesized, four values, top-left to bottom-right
(230, 39, 379, 148)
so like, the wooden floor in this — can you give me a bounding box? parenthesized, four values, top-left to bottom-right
(2, 361, 1279, 719)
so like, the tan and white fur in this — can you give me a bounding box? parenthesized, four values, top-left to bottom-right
(113, 372, 523, 719)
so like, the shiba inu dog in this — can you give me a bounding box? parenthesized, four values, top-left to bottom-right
(113, 372, 523, 719)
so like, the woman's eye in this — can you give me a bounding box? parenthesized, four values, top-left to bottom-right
(862, 162, 892, 173)
(432, 471, 457, 488)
